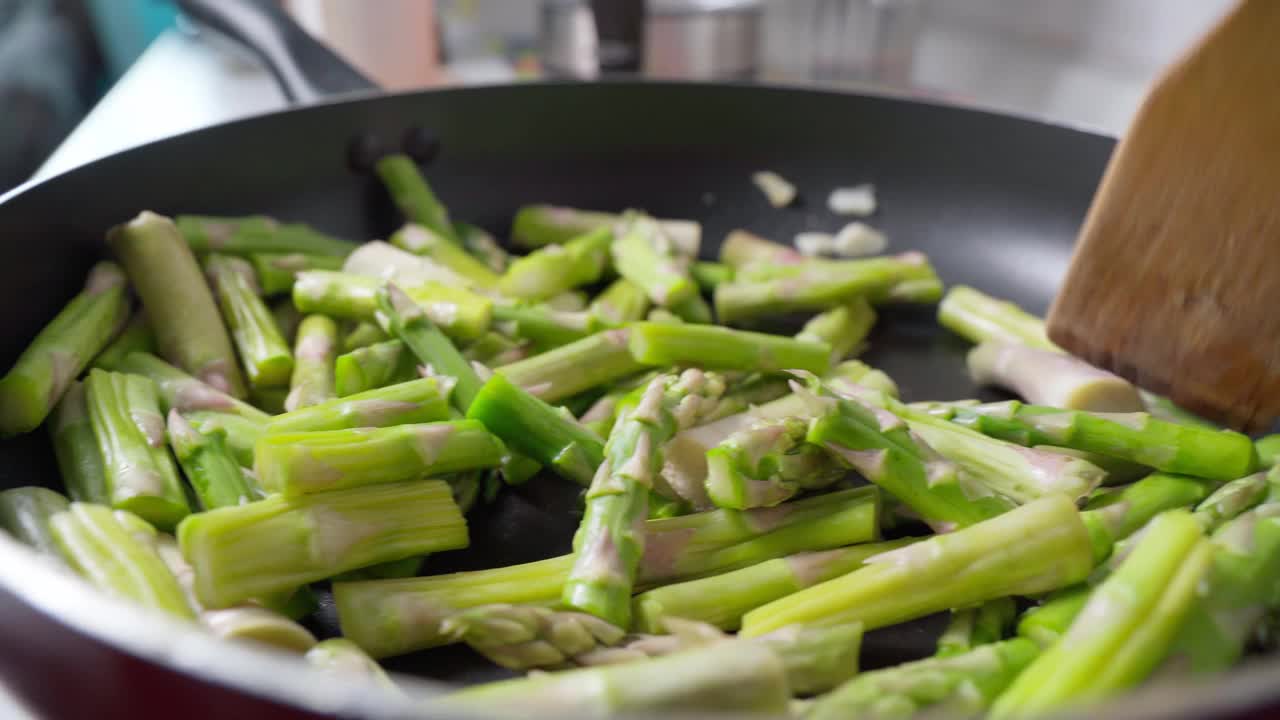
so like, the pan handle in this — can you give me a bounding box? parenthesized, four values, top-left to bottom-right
(174, 0, 379, 104)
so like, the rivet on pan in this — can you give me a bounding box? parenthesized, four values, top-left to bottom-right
(402, 126, 441, 165)
(347, 133, 386, 174)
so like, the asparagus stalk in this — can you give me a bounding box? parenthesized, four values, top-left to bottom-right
(334, 487, 879, 657)
(441, 603, 627, 670)
(512, 204, 700, 256)
(1257, 434, 1280, 469)
(1190, 471, 1271, 532)
(948, 400, 1255, 481)
(390, 223, 499, 289)
(49, 381, 108, 503)
(248, 252, 344, 295)
(719, 229, 803, 268)
(375, 284, 485, 409)
(937, 284, 1058, 350)
(92, 311, 156, 372)
(496, 328, 646, 404)
(114, 352, 269, 424)
(0, 487, 71, 559)
(454, 220, 509, 273)
(627, 322, 831, 375)
(175, 214, 355, 257)
(285, 314, 338, 411)
(935, 597, 1018, 658)
(633, 538, 917, 633)
(342, 321, 387, 352)
(51, 503, 194, 617)
(178, 479, 468, 607)
(343, 240, 470, 290)
(796, 297, 876, 361)
(271, 298, 302, 345)
(740, 495, 1093, 637)
(271, 376, 454, 434)
(572, 616, 727, 667)
(611, 212, 697, 308)
(689, 261, 733, 291)
(1017, 585, 1091, 648)
(254, 420, 504, 495)
(989, 511, 1213, 716)
(590, 278, 651, 326)
(969, 340, 1143, 412)
(563, 371, 727, 626)
(714, 252, 942, 324)
(375, 154, 459, 245)
(249, 386, 287, 414)
(1139, 389, 1220, 428)
(809, 637, 1040, 720)
(110, 212, 248, 397)
(293, 271, 492, 343)
(184, 412, 262, 468)
(305, 638, 400, 691)
(334, 340, 417, 397)
(492, 303, 598, 349)
(705, 416, 842, 509)
(85, 370, 191, 530)
(0, 261, 128, 435)
(1080, 472, 1215, 564)
(667, 293, 713, 324)
(205, 254, 294, 389)
(499, 227, 612, 301)
(168, 410, 258, 510)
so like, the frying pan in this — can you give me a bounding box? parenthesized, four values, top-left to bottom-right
(0, 1, 1277, 717)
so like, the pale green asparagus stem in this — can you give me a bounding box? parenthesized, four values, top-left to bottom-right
(512, 204, 699, 256)
(205, 254, 294, 389)
(1079, 472, 1215, 564)
(492, 303, 600, 350)
(175, 215, 355, 256)
(184, 412, 262, 468)
(968, 340, 1143, 412)
(627, 321, 831, 375)
(343, 321, 387, 352)
(705, 416, 842, 509)
(334, 340, 417, 397)
(454, 220, 509, 273)
(689, 261, 733, 291)
(496, 328, 646, 404)
(293, 270, 492, 343)
(611, 212, 697, 308)
(500, 227, 612, 301)
(115, 352, 269, 424)
(796, 297, 876, 361)
(305, 638, 400, 691)
(0, 487, 71, 559)
(937, 285, 1058, 349)
(271, 298, 302, 345)
(376, 154, 460, 245)
(49, 381, 108, 503)
(248, 252, 345, 295)
(390, 223, 499, 289)
(285, 314, 338, 411)
(92, 311, 156, 372)
(719, 229, 803, 268)
(935, 597, 1018, 658)
(168, 410, 257, 510)
(343, 240, 472, 289)
(441, 603, 627, 670)
(590, 278, 651, 326)
(270, 376, 454, 434)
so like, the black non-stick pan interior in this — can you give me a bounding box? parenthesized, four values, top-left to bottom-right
(0, 81, 1116, 693)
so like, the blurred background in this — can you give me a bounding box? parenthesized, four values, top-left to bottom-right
(0, 0, 1236, 194)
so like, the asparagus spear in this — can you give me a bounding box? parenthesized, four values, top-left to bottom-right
(705, 416, 842, 509)
(564, 371, 727, 626)
(85, 370, 191, 530)
(590, 278, 651, 326)
(492, 303, 598, 349)
(390, 223, 499, 289)
(284, 314, 338, 411)
(633, 538, 917, 633)
(175, 215, 355, 257)
(714, 252, 942, 324)
(179, 479, 468, 607)
(809, 637, 1040, 720)
(1189, 470, 1271, 532)
(627, 322, 831, 376)
(689, 261, 733, 291)
(796, 297, 876, 361)
(453, 220, 509, 273)
(1257, 434, 1280, 469)
(667, 293, 713, 324)
(740, 495, 1093, 637)
(115, 352, 269, 425)
(110, 212, 248, 397)
(464, 331, 530, 367)
(271, 376, 454, 434)
(92, 311, 156, 372)
(49, 382, 108, 503)
(718, 229, 804, 268)
(0, 487, 71, 559)
(254, 420, 504, 495)
(969, 340, 1143, 412)
(168, 410, 258, 510)
(334, 487, 879, 657)
(441, 603, 627, 670)
(334, 340, 417, 397)
(293, 271, 492, 343)
(342, 321, 387, 352)
(948, 400, 1255, 481)
(500, 227, 612, 301)
(248, 252, 345, 295)
(375, 154, 460, 245)
(0, 261, 128, 436)
(512, 204, 700, 256)
(937, 284, 1058, 349)
(182, 412, 260, 468)
(305, 638, 400, 691)
(989, 511, 1213, 716)
(343, 240, 469, 290)
(1080, 472, 1215, 564)
(935, 597, 1018, 658)
(496, 328, 646, 404)
(611, 212, 697, 308)
(271, 298, 302, 345)
(51, 503, 194, 617)
(206, 254, 295, 389)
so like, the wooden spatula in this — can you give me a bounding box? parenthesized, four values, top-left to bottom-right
(1046, 0, 1280, 431)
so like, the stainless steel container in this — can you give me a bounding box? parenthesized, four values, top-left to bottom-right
(644, 0, 762, 79)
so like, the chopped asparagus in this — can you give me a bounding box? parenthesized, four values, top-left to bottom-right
(1257, 434, 1280, 469)
(1190, 470, 1271, 532)
(589, 278, 651, 326)
(271, 376, 454, 434)
(1080, 472, 1215, 564)
(705, 416, 842, 509)
(969, 340, 1143, 412)
(185, 412, 262, 468)
(92, 311, 156, 372)
(342, 321, 387, 352)
(285, 314, 339, 412)
(375, 284, 486, 409)
(201, 606, 318, 652)
(441, 603, 627, 670)
(0, 261, 128, 436)
(375, 154, 460, 245)
(740, 495, 1093, 637)
(463, 331, 530, 367)
(0, 487, 71, 559)
(718, 229, 804, 268)
(453, 220, 509, 273)
(390, 223, 499, 289)
(178, 479, 468, 607)
(110, 212, 248, 397)
(492, 303, 599, 349)
(611, 212, 697, 308)
(175, 215, 355, 257)
(689, 261, 733, 291)
(49, 382, 108, 503)
(248, 252, 344, 295)
(115, 352, 269, 424)
(627, 322, 831, 375)
(206, 254, 294, 389)
(271, 298, 302, 345)
(499, 226, 612, 300)
(796, 297, 876, 361)
(334, 340, 417, 397)
(305, 638, 400, 691)
(496, 328, 646, 404)
(293, 271, 492, 343)
(935, 598, 1018, 658)
(1139, 389, 1220, 428)
(937, 284, 1058, 350)
(511, 204, 700, 256)
(168, 410, 258, 510)
(667, 293, 713, 324)
(343, 240, 470, 290)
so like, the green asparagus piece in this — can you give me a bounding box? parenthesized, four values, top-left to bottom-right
(937, 284, 1058, 350)
(467, 372, 604, 486)
(830, 358, 900, 398)
(1080, 472, 1215, 564)
(990, 510, 1213, 716)
(390, 223, 499, 289)
(375, 283, 485, 410)
(633, 538, 917, 633)
(271, 298, 302, 345)
(293, 271, 492, 343)
(499, 226, 612, 301)
(627, 321, 831, 375)
(740, 495, 1093, 637)
(248, 252, 344, 295)
(948, 400, 1255, 481)
(611, 212, 697, 308)
(1139, 389, 1220, 428)
(305, 638, 400, 691)
(564, 371, 727, 626)
(255, 420, 503, 495)
(667, 292, 713, 324)
(705, 416, 842, 509)
(1190, 471, 1271, 532)
(115, 352, 269, 424)
(110, 212, 248, 398)
(714, 252, 942, 324)
(496, 328, 646, 404)
(464, 332, 531, 368)
(690, 261, 733, 291)
(334, 487, 879, 657)
(0, 487, 71, 559)
(334, 340, 417, 397)
(796, 297, 876, 361)
(590, 278, 651, 326)
(375, 154, 459, 245)
(492, 303, 598, 349)
(49, 382, 108, 503)
(557, 616, 727, 667)
(342, 321, 387, 352)
(249, 386, 287, 414)
(441, 603, 627, 670)
(718, 229, 803, 268)
(206, 254, 294, 389)
(1257, 434, 1280, 469)
(935, 598, 1018, 658)
(968, 340, 1143, 412)
(85, 370, 190, 530)
(201, 606, 318, 652)
(284, 314, 338, 412)
(1017, 585, 1091, 648)
(511, 204, 700, 255)
(343, 239, 473, 289)
(92, 311, 156, 372)
(175, 214, 355, 257)
(179, 479, 467, 607)
(52, 503, 194, 617)
(184, 412, 262, 468)
(168, 410, 257, 510)
(0, 261, 128, 436)
(270, 376, 454, 434)
(809, 637, 1040, 720)
(454, 220, 509, 273)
